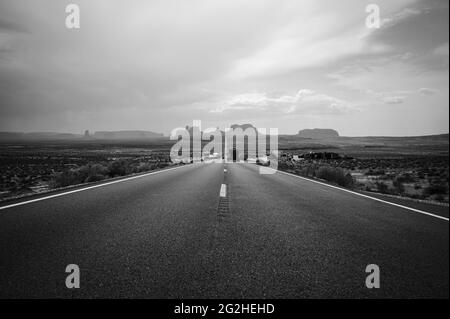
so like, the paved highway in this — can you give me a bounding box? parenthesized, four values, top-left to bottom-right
(0, 163, 448, 298)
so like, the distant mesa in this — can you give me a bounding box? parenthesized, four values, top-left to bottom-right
(0, 130, 164, 141)
(183, 124, 258, 136)
(297, 128, 339, 139)
(92, 130, 164, 140)
(0, 132, 81, 140)
(230, 123, 257, 131)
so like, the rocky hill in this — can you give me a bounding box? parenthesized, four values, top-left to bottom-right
(298, 128, 339, 139)
(92, 130, 164, 140)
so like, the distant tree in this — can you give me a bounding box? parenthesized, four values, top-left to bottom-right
(424, 183, 448, 196)
(393, 177, 405, 194)
(376, 182, 389, 194)
(316, 166, 354, 188)
(107, 160, 128, 177)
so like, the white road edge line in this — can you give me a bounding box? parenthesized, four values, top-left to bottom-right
(277, 170, 449, 222)
(0, 165, 188, 211)
(220, 184, 227, 197)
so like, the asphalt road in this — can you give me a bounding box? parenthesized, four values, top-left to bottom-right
(0, 163, 448, 298)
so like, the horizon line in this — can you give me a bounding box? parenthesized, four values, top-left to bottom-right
(0, 130, 448, 139)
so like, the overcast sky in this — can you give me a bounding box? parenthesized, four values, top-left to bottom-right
(0, 0, 448, 136)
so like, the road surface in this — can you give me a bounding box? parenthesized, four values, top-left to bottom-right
(0, 163, 448, 298)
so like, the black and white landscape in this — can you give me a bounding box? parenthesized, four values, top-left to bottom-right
(0, 0, 448, 300)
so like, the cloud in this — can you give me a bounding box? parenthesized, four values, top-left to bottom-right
(433, 43, 449, 56)
(379, 7, 423, 28)
(383, 96, 405, 104)
(211, 89, 356, 115)
(366, 0, 449, 56)
(0, 19, 28, 33)
(418, 87, 439, 95)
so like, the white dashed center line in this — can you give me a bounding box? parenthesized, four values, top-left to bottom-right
(220, 184, 227, 197)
